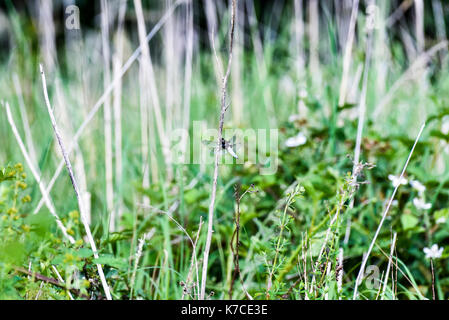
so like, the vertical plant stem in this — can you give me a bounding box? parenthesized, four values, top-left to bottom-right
(134, 0, 173, 181)
(353, 123, 426, 299)
(308, 0, 320, 88)
(430, 258, 436, 300)
(112, 0, 127, 228)
(345, 3, 375, 244)
(3, 101, 75, 244)
(381, 232, 397, 299)
(40, 64, 112, 300)
(100, 0, 115, 232)
(12, 74, 39, 168)
(200, 0, 237, 300)
(337, 0, 360, 108)
(33, 1, 183, 215)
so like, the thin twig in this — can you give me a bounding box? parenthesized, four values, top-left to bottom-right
(353, 123, 426, 299)
(100, 0, 115, 232)
(40, 64, 112, 300)
(430, 258, 436, 300)
(3, 101, 75, 244)
(183, 217, 204, 300)
(14, 267, 94, 299)
(381, 232, 397, 299)
(345, 9, 375, 243)
(200, 0, 237, 301)
(229, 184, 253, 300)
(337, 0, 360, 107)
(138, 202, 202, 299)
(229, 184, 241, 298)
(52, 265, 74, 300)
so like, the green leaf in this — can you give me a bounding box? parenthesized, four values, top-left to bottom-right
(93, 255, 127, 270)
(25, 211, 54, 237)
(184, 188, 202, 204)
(0, 240, 26, 264)
(401, 214, 419, 230)
(76, 248, 94, 259)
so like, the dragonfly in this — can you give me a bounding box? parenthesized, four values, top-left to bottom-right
(202, 135, 239, 159)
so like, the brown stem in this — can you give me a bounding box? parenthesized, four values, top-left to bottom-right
(13, 267, 101, 300)
(430, 258, 436, 300)
(229, 184, 241, 298)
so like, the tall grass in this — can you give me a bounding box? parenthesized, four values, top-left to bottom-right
(0, 0, 448, 300)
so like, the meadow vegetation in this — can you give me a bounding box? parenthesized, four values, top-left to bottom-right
(0, 0, 449, 300)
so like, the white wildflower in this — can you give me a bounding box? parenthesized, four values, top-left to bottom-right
(442, 115, 449, 135)
(288, 114, 301, 123)
(436, 217, 446, 224)
(285, 132, 307, 147)
(410, 180, 426, 194)
(413, 197, 431, 210)
(423, 244, 444, 259)
(388, 174, 408, 187)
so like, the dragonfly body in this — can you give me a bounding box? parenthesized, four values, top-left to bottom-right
(203, 136, 239, 159)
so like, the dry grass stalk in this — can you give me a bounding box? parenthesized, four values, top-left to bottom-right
(308, 0, 321, 88)
(38, 0, 56, 72)
(200, 0, 237, 301)
(3, 101, 75, 244)
(381, 232, 397, 299)
(12, 74, 39, 168)
(183, 0, 194, 136)
(100, 0, 115, 232)
(337, 0, 360, 107)
(134, 0, 173, 182)
(415, 0, 425, 54)
(374, 41, 448, 120)
(431, 0, 448, 61)
(32, 0, 183, 216)
(353, 123, 426, 299)
(345, 8, 375, 242)
(182, 217, 203, 300)
(40, 64, 112, 300)
(112, 0, 128, 228)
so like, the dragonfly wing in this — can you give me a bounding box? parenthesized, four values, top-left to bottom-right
(226, 146, 238, 159)
(202, 140, 215, 147)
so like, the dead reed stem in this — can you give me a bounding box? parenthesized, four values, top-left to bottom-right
(112, 0, 128, 226)
(33, 0, 183, 215)
(381, 232, 397, 299)
(100, 0, 115, 232)
(337, 0, 359, 107)
(3, 101, 75, 244)
(200, 0, 237, 301)
(353, 123, 426, 299)
(40, 64, 112, 300)
(345, 5, 375, 243)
